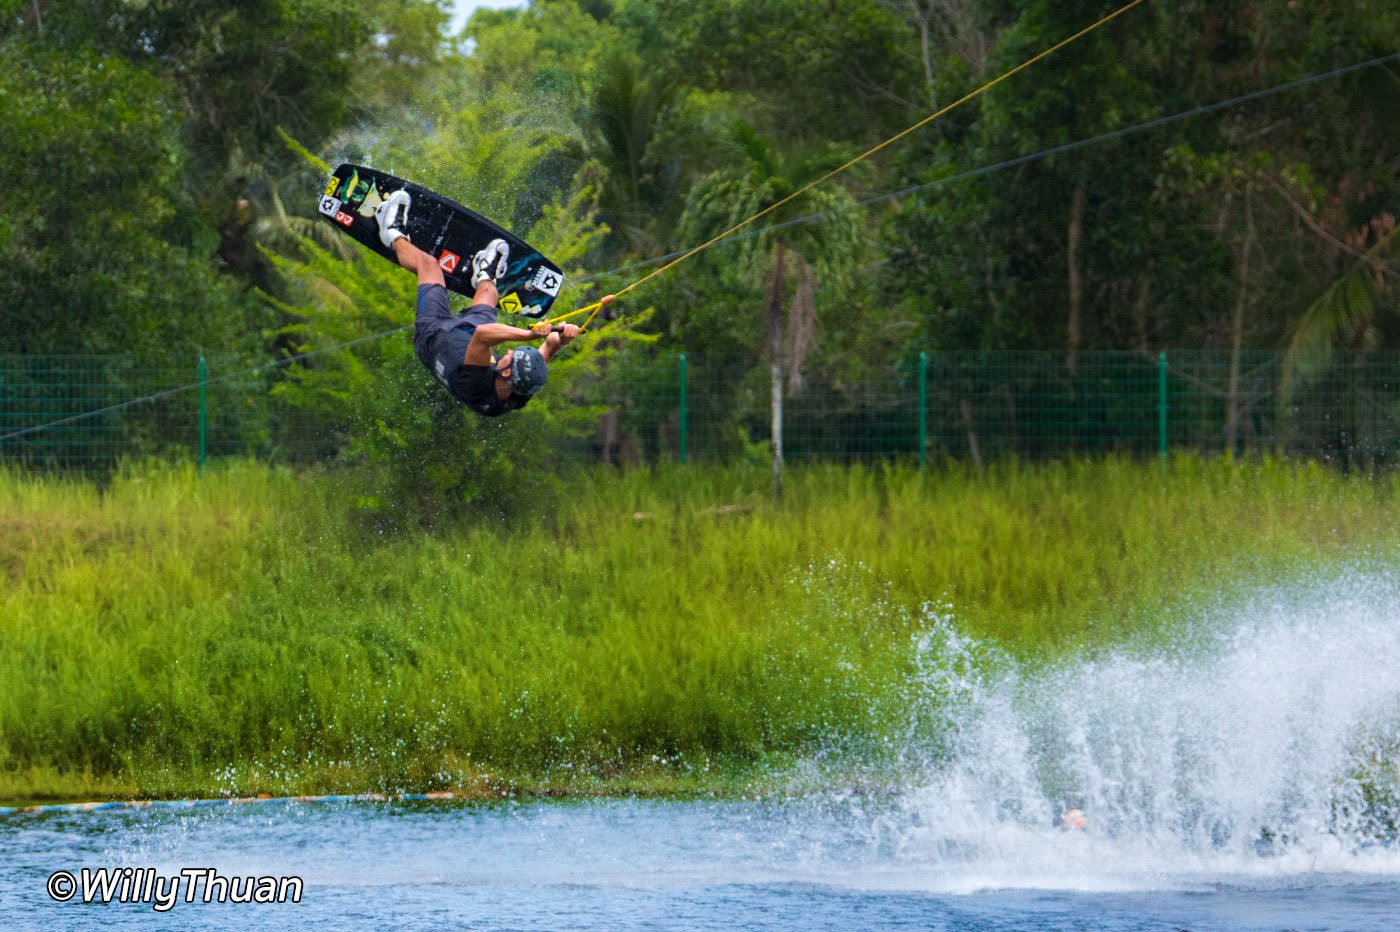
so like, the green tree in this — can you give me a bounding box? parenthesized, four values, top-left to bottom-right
(1286, 225, 1399, 374)
(0, 44, 251, 357)
(456, 0, 624, 114)
(888, 0, 1400, 361)
(678, 122, 868, 487)
(645, 0, 918, 147)
(6, 0, 451, 288)
(1155, 147, 1324, 449)
(582, 51, 712, 259)
(681, 124, 867, 388)
(888, 0, 1168, 358)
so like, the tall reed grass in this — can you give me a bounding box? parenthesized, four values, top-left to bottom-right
(2, 456, 1396, 801)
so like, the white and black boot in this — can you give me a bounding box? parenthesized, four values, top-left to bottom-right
(375, 189, 411, 248)
(470, 238, 510, 287)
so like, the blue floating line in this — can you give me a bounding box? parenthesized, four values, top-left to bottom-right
(1, 791, 470, 819)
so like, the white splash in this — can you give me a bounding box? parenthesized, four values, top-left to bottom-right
(839, 568, 1400, 892)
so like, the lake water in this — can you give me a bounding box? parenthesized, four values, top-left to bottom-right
(4, 797, 1399, 930)
(4, 569, 1400, 930)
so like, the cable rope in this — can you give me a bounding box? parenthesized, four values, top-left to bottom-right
(549, 0, 1150, 330)
(543, 50, 1400, 287)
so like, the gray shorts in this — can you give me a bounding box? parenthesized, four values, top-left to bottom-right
(413, 283, 496, 375)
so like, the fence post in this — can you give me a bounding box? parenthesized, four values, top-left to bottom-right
(1157, 350, 1167, 465)
(678, 352, 688, 464)
(918, 351, 928, 467)
(198, 355, 207, 471)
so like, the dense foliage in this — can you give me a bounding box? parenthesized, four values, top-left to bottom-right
(4, 0, 1399, 483)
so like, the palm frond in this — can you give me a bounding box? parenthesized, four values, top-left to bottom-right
(1282, 225, 1398, 397)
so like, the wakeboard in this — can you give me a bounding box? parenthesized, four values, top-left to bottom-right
(318, 163, 565, 319)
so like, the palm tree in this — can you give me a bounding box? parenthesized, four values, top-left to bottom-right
(1282, 223, 1398, 396)
(680, 122, 867, 494)
(583, 51, 702, 258)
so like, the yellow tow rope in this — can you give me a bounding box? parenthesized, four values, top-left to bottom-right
(546, 0, 1149, 333)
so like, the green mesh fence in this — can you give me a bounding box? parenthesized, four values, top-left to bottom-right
(4, 351, 1399, 472)
(0, 356, 328, 471)
(586, 350, 1400, 469)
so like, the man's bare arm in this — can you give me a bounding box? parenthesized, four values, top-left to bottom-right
(464, 322, 554, 366)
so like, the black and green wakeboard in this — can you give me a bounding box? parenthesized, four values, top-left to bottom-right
(318, 163, 565, 319)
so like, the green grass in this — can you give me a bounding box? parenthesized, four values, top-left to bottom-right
(2, 455, 1398, 803)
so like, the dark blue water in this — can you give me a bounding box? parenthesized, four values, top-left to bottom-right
(2, 798, 1398, 930)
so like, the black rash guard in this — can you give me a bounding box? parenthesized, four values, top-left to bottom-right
(412, 283, 530, 417)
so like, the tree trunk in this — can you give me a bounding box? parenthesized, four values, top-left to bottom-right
(598, 409, 619, 465)
(769, 240, 786, 499)
(909, 0, 937, 107)
(1225, 191, 1255, 454)
(1066, 184, 1086, 377)
(960, 400, 982, 468)
(1133, 266, 1152, 353)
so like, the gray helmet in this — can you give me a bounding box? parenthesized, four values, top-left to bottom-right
(508, 346, 548, 396)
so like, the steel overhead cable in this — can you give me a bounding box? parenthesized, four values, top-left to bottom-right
(588, 51, 1400, 280)
(546, 0, 1151, 330)
(0, 330, 409, 444)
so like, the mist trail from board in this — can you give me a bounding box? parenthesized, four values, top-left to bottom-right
(827, 566, 1400, 890)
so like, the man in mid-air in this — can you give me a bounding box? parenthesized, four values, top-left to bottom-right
(374, 189, 579, 417)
